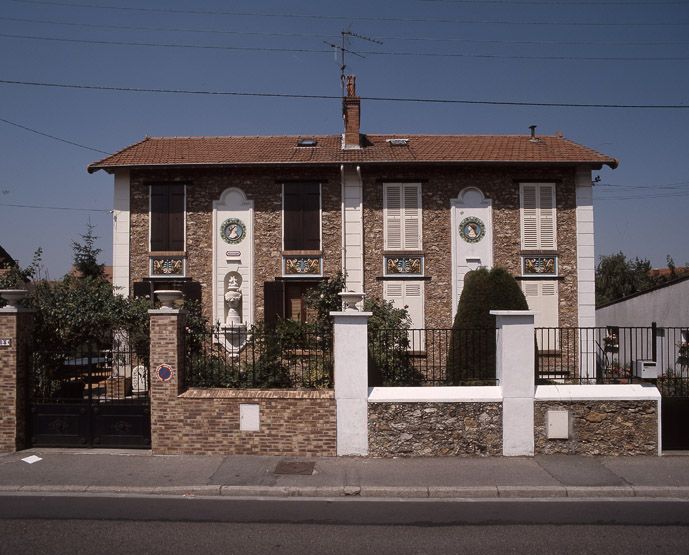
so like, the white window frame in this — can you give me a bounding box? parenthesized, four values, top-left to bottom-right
(519, 182, 557, 250)
(383, 182, 423, 251)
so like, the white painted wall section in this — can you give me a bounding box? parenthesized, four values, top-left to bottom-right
(492, 310, 536, 456)
(341, 166, 364, 291)
(332, 311, 371, 456)
(575, 168, 596, 328)
(369, 386, 502, 403)
(112, 171, 130, 297)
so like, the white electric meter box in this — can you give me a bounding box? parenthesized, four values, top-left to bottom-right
(634, 360, 657, 379)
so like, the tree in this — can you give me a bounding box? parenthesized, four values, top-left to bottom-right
(447, 267, 528, 384)
(71, 223, 104, 279)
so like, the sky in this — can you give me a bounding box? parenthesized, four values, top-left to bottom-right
(1, 0, 688, 278)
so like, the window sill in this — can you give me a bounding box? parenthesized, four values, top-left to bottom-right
(149, 251, 187, 257)
(383, 250, 425, 256)
(282, 250, 322, 256)
(376, 276, 431, 281)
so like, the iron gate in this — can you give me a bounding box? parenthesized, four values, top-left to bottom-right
(656, 327, 689, 450)
(28, 344, 151, 448)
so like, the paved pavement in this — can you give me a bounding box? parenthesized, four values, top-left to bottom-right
(2, 449, 689, 499)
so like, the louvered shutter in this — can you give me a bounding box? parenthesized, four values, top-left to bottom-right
(384, 280, 425, 350)
(168, 185, 185, 251)
(403, 282, 424, 330)
(538, 184, 556, 249)
(523, 280, 559, 348)
(403, 185, 421, 249)
(384, 184, 402, 249)
(521, 184, 539, 249)
(302, 183, 321, 250)
(150, 185, 169, 252)
(283, 185, 302, 250)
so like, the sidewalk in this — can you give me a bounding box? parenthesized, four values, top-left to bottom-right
(2, 449, 689, 499)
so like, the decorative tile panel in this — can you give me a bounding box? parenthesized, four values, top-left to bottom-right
(384, 256, 424, 276)
(150, 256, 185, 277)
(283, 256, 322, 276)
(522, 256, 557, 276)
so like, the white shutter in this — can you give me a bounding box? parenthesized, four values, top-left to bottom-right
(403, 184, 421, 249)
(520, 183, 557, 249)
(523, 280, 559, 349)
(384, 183, 422, 250)
(384, 184, 402, 249)
(539, 184, 556, 249)
(521, 184, 539, 249)
(384, 280, 426, 349)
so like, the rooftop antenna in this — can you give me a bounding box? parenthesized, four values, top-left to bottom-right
(323, 29, 383, 97)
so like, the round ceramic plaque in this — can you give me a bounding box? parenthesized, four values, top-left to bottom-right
(220, 218, 246, 244)
(459, 216, 486, 244)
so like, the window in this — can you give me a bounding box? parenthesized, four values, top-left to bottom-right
(150, 184, 185, 252)
(283, 183, 320, 251)
(384, 183, 422, 250)
(520, 183, 556, 250)
(384, 281, 425, 330)
(263, 281, 318, 326)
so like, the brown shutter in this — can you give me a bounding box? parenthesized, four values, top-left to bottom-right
(168, 184, 185, 251)
(263, 281, 285, 328)
(302, 183, 320, 250)
(150, 185, 169, 252)
(283, 184, 302, 250)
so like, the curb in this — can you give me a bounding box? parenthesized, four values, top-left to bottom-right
(3, 484, 689, 499)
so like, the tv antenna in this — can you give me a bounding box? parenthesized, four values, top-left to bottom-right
(323, 29, 383, 97)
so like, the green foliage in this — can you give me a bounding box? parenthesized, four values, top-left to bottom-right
(71, 224, 104, 279)
(447, 267, 528, 385)
(595, 252, 656, 306)
(0, 248, 43, 308)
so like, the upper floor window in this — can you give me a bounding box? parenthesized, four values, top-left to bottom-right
(283, 182, 321, 251)
(384, 183, 422, 250)
(150, 184, 185, 252)
(520, 183, 556, 250)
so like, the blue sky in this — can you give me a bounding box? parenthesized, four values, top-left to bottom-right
(1, 0, 688, 277)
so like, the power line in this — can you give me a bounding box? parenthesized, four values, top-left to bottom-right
(0, 202, 110, 212)
(0, 117, 112, 154)
(419, 0, 689, 4)
(2, 78, 688, 110)
(596, 191, 689, 200)
(3, 32, 689, 62)
(597, 180, 689, 190)
(8, 0, 689, 27)
(3, 16, 689, 47)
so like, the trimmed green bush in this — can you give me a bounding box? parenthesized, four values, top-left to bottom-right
(447, 267, 528, 384)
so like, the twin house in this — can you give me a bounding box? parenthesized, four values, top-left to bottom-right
(88, 77, 617, 332)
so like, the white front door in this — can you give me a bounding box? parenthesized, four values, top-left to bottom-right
(451, 187, 493, 319)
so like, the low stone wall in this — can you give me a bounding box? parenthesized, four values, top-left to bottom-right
(152, 389, 337, 456)
(534, 400, 658, 456)
(368, 402, 502, 457)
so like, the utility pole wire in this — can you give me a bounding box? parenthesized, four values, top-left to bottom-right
(1, 79, 688, 110)
(0, 117, 112, 154)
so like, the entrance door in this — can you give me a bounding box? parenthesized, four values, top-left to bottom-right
(451, 188, 493, 319)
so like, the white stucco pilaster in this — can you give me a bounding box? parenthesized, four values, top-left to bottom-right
(340, 165, 364, 291)
(331, 310, 371, 456)
(575, 168, 596, 328)
(112, 171, 130, 296)
(491, 310, 535, 456)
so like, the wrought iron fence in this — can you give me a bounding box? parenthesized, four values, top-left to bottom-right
(535, 325, 689, 386)
(184, 325, 333, 389)
(368, 328, 497, 386)
(30, 342, 150, 403)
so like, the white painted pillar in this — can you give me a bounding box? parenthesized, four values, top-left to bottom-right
(331, 310, 372, 456)
(491, 310, 536, 456)
(112, 170, 131, 297)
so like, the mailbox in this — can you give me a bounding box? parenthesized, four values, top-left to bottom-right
(634, 360, 657, 379)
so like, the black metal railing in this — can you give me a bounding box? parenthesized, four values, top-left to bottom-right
(368, 328, 497, 386)
(30, 342, 150, 403)
(184, 326, 333, 389)
(535, 325, 689, 386)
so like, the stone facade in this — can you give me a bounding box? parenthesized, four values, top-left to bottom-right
(0, 310, 32, 452)
(534, 400, 658, 456)
(368, 402, 502, 457)
(149, 310, 336, 456)
(362, 167, 578, 329)
(130, 167, 342, 323)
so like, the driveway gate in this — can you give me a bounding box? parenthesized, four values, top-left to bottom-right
(657, 327, 689, 450)
(28, 344, 151, 448)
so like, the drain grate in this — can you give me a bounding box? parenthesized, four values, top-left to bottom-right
(274, 461, 315, 475)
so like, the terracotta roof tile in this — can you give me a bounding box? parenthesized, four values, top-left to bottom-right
(88, 134, 617, 172)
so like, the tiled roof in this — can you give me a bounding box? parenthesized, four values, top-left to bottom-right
(88, 134, 617, 173)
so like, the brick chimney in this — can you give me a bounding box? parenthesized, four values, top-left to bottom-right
(342, 75, 361, 149)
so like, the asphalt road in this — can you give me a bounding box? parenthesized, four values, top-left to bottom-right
(2, 496, 689, 554)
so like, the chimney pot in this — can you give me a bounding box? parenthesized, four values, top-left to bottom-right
(343, 75, 361, 149)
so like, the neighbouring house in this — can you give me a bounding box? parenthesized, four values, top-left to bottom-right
(88, 76, 617, 332)
(0, 245, 16, 278)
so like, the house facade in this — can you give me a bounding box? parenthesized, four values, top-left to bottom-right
(88, 77, 617, 331)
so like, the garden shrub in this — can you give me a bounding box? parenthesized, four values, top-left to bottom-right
(447, 267, 528, 385)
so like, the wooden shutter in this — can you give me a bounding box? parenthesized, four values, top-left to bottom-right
(538, 184, 556, 249)
(403, 282, 424, 329)
(150, 184, 185, 252)
(521, 184, 539, 249)
(263, 281, 285, 328)
(403, 184, 421, 249)
(522, 280, 559, 329)
(384, 280, 425, 350)
(521, 183, 556, 250)
(384, 184, 402, 249)
(283, 183, 321, 250)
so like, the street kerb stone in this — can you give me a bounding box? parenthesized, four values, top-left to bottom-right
(497, 485, 567, 498)
(566, 486, 634, 498)
(428, 486, 498, 498)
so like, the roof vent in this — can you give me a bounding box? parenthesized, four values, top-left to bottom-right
(528, 125, 540, 143)
(387, 138, 410, 146)
(297, 138, 317, 147)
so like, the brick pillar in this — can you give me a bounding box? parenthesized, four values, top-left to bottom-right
(0, 307, 34, 452)
(331, 308, 372, 456)
(149, 308, 185, 454)
(491, 310, 536, 456)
